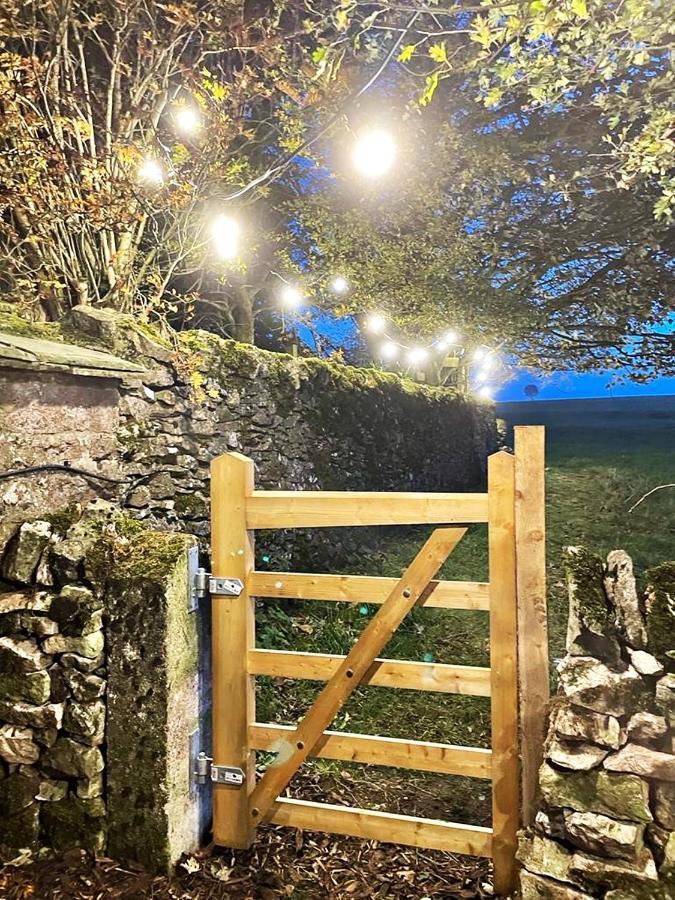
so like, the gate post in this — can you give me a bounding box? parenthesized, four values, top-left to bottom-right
(488, 450, 519, 896)
(211, 452, 256, 848)
(514, 426, 549, 828)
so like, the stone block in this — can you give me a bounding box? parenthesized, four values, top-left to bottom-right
(106, 530, 204, 873)
(629, 649, 664, 677)
(0, 700, 64, 730)
(517, 831, 575, 883)
(0, 724, 40, 765)
(654, 782, 675, 829)
(35, 777, 68, 802)
(0, 636, 52, 672)
(49, 585, 102, 636)
(0, 670, 51, 704)
(63, 701, 105, 746)
(60, 652, 104, 673)
(76, 774, 103, 799)
(42, 630, 103, 659)
(1, 521, 52, 584)
(62, 669, 106, 702)
(0, 591, 52, 615)
(557, 656, 646, 717)
(0, 770, 39, 814)
(569, 847, 658, 891)
(552, 705, 622, 749)
(563, 810, 644, 860)
(0, 612, 59, 638)
(655, 674, 675, 726)
(564, 546, 620, 662)
(40, 737, 104, 779)
(0, 804, 40, 856)
(604, 550, 648, 649)
(627, 712, 668, 745)
(547, 738, 609, 771)
(42, 795, 106, 853)
(604, 743, 675, 781)
(520, 870, 594, 900)
(645, 562, 675, 666)
(539, 762, 652, 822)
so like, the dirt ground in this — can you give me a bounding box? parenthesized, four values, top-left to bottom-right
(0, 827, 493, 899)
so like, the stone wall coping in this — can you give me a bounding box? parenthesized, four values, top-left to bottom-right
(0, 330, 146, 379)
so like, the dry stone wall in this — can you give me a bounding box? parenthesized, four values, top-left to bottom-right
(0, 305, 497, 554)
(0, 505, 201, 872)
(518, 548, 675, 900)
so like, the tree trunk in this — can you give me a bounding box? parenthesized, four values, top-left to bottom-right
(230, 286, 255, 343)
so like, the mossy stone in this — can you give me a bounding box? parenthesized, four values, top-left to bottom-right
(645, 562, 675, 668)
(41, 795, 106, 852)
(0, 803, 40, 855)
(539, 762, 652, 823)
(0, 670, 51, 705)
(40, 737, 104, 779)
(0, 771, 39, 814)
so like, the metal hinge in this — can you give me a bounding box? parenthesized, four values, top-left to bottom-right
(193, 751, 246, 787)
(194, 568, 244, 600)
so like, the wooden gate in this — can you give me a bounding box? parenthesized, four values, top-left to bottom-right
(209, 427, 547, 896)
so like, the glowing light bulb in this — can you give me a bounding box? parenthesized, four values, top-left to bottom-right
(210, 215, 239, 259)
(477, 386, 493, 400)
(473, 348, 486, 362)
(437, 339, 448, 352)
(330, 275, 349, 294)
(138, 157, 163, 186)
(353, 130, 396, 178)
(380, 341, 398, 360)
(281, 284, 302, 307)
(365, 313, 386, 334)
(445, 329, 459, 345)
(407, 347, 428, 366)
(481, 354, 496, 371)
(175, 107, 201, 134)
(476, 370, 489, 384)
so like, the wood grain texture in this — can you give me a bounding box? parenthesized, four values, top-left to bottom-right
(268, 799, 493, 857)
(245, 491, 488, 528)
(211, 452, 256, 849)
(487, 451, 519, 896)
(247, 528, 466, 824)
(250, 723, 492, 778)
(249, 571, 490, 610)
(514, 426, 549, 828)
(248, 649, 491, 696)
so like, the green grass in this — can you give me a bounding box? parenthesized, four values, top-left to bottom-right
(254, 395, 675, 820)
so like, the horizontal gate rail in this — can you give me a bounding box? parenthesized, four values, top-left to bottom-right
(268, 799, 493, 857)
(248, 649, 491, 696)
(250, 723, 492, 778)
(245, 489, 489, 528)
(249, 571, 490, 610)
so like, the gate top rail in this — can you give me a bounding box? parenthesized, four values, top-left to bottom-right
(245, 489, 488, 528)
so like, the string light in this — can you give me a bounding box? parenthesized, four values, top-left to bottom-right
(174, 106, 201, 134)
(281, 284, 302, 307)
(380, 341, 398, 360)
(473, 348, 487, 362)
(353, 130, 396, 178)
(330, 275, 349, 294)
(477, 386, 494, 400)
(365, 313, 386, 334)
(138, 157, 164, 186)
(210, 214, 239, 259)
(445, 329, 460, 345)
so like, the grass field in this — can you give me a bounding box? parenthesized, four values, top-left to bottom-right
(256, 394, 675, 825)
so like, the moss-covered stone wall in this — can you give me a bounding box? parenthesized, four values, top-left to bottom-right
(518, 548, 675, 899)
(0, 505, 202, 873)
(0, 305, 497, 545)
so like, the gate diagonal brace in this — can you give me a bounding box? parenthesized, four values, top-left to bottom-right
(247, 526, 467, 825)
